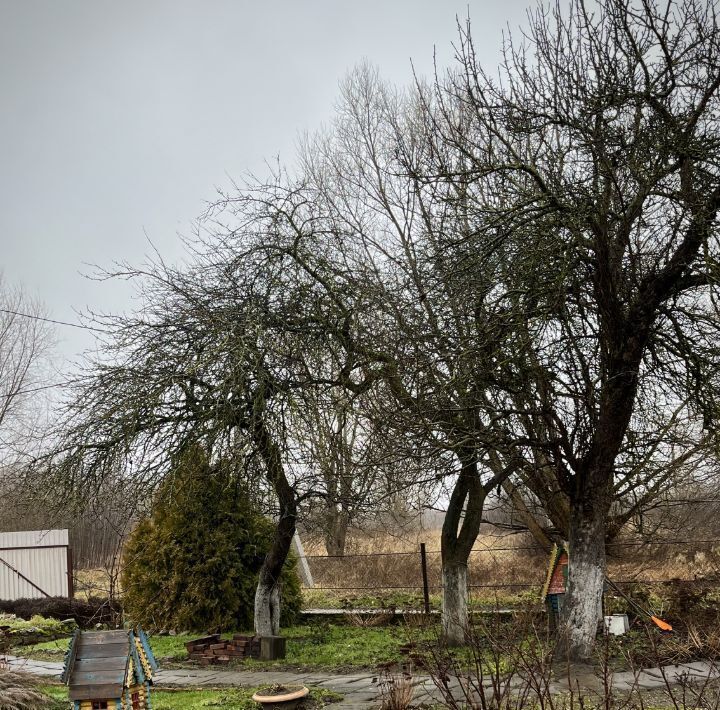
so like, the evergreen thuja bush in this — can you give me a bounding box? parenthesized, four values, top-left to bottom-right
(121, 447, 301, 632)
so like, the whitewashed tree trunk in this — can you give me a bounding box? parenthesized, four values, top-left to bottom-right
(442, 562, 468, 647)
(558, 506, 606, 661)
(254, 577, 281, 636)
(251, 414, 296, 638)
(439, 452, 503, 647)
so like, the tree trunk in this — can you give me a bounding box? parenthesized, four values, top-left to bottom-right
(557, 495, 608, 662)
(324, 508, 349, 556)
(254, 574, 282, 636)
(253, 510, 296, 635)
(252, 407, 297, 636)
(442, 560, 468, 646)
(440, 453, 485, 647)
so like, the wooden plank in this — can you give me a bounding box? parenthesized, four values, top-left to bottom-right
(183, 634, 219, 646)
(70, 670, 125, 685)
(76, 643, 129, 659)
(69, 683, 121, 700)
(292, 532, 314, 587)
(61, 628, 80, 683)
(79, 631, 129, 645)
(74, 657, 128, 672)
(136, 628, 158, 671)
(301, 607, 516, 616)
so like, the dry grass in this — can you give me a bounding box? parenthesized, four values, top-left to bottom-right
(300, 528, 720, 608)
(377, 668, 414, 710)
(346, 610, 396, 627)
(73, 567, 124, 602)
(609, 543, 720, 580)
(303, 529, 547, 603)
(71, 527, 720, 612)
(0, 671, 58, 710)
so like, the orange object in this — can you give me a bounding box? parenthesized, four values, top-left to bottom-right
(650, 615, 673, 632)
(605, 577, 673, 633)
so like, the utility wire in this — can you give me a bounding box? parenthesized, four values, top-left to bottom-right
(0, 308, 105, 332)
(0, 308, 94, 399)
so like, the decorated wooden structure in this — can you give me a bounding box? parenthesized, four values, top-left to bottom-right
(541, 543, 569, 631)
(61, 627, 157, 709)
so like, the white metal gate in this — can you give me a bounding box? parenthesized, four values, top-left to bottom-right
(0, 529, 72, 600)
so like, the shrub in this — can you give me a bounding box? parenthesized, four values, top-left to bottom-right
(122, 447, 301, 632)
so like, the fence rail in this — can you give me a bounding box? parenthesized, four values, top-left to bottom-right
(302, 538, 720, 559)
(300, 538, 720, 604)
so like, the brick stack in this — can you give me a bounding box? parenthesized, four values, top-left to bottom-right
(185, 633, 261, 665)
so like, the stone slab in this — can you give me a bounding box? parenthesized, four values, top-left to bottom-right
(7, 650, 720, 708)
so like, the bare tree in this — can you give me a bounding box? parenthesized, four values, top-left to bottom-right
(295, 386, 416, 556)
(425, 0, 720, 659)
(46, 213, 345, 636)
(0, 277, 53, 468)
(44, 0, 720, 661)
(271, 66, 532, 644)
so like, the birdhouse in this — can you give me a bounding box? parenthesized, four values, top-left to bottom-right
(61, 627, 158, 710)
(541, 543, 569, 631)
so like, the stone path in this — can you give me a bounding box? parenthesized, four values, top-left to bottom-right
(2, 656, 380, 709)
(4, 655, 719, 709)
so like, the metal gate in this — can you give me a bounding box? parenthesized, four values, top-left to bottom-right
(0, 529, 73, 600)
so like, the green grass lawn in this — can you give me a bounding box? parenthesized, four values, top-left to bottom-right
(17, 622, 417, 670)
(41, 684, 342, 709)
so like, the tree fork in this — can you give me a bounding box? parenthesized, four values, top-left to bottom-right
(441, 455, 485, 646)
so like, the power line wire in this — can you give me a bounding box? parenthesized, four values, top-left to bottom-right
(0, 308, 105, 333)
(0, 307, 91, 399)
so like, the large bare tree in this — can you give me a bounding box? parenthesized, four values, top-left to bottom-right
(258, 66, 532, 644)
(47, 214, 343, 635)
(425, 0, 720, 659)
(45, 0, 720, 661)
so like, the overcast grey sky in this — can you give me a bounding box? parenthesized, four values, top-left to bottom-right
(1, 0, 532, 366)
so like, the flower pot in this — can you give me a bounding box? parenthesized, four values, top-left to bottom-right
(252, 684, 309, 710)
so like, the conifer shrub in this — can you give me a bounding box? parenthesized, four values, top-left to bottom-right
(121, 447, 301, 632)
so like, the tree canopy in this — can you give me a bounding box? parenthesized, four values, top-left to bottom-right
(47, 0, 720, 659)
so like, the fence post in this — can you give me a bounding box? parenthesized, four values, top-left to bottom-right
(420, 543, 431, 615)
